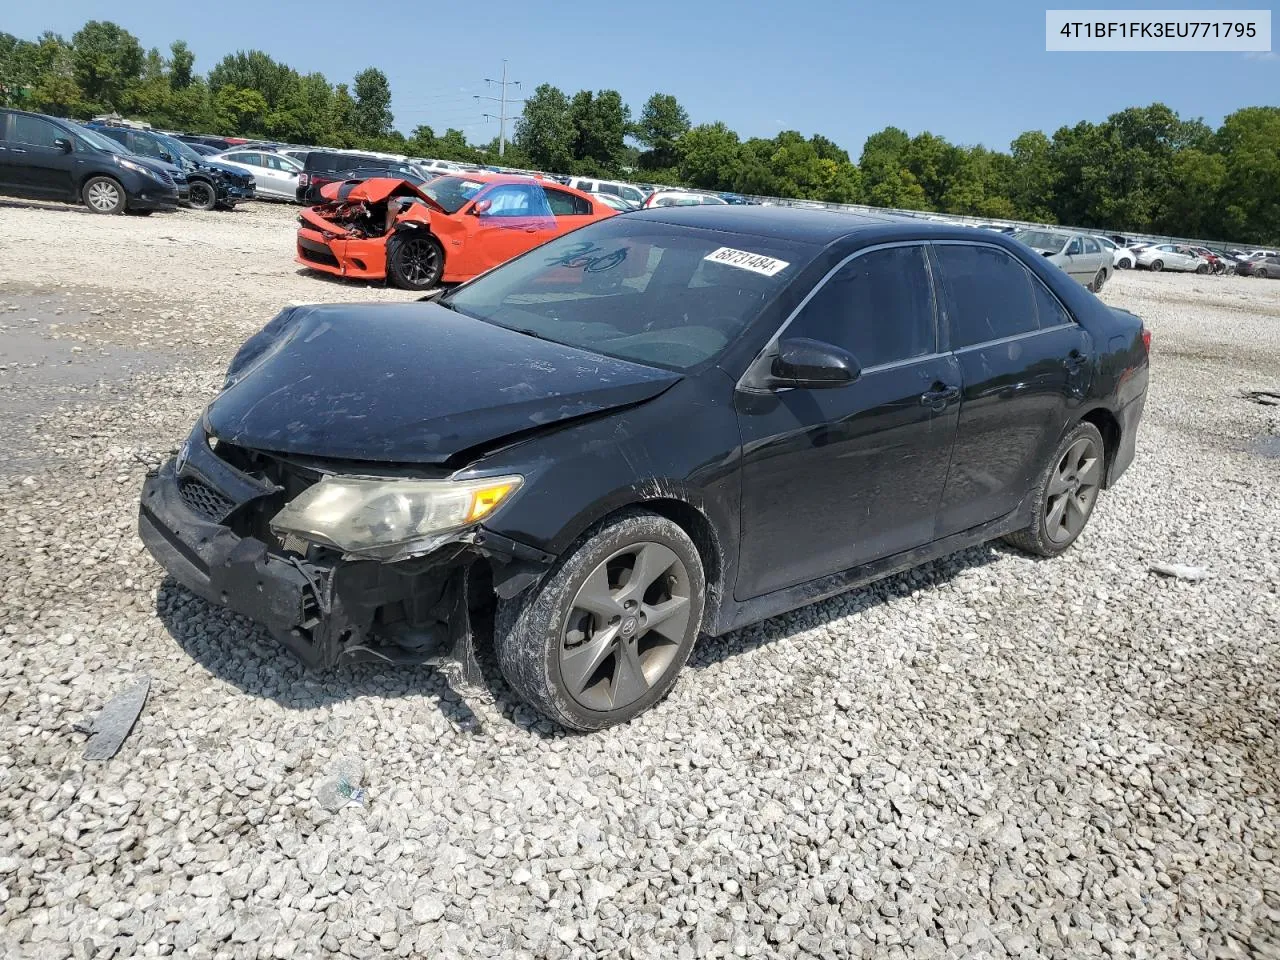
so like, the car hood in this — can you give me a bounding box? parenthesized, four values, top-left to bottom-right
(317, 177, 445, 211)
(205, 302, 681, 464)
(203, 159, 251, 178)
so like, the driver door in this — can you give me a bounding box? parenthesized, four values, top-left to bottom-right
(734, 243, 961, 599)
(466, 184, 557, 273)
(5, 114, 75, 197)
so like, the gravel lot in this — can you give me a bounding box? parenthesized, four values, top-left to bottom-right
(0, 200, 1277, 960)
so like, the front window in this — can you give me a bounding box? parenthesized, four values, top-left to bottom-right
(443, 219, 816, 371)
(1012, 230, 1068, 255)
(420, 175, 487, 214)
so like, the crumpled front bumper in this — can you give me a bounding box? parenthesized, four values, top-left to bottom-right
(138, 427, 553, 676)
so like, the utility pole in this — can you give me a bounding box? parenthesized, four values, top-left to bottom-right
(475, 61, 523, 158)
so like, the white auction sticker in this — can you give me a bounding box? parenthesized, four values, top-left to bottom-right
(703, 247, 790, 277)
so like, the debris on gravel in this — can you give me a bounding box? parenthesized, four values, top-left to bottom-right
(0, 202, 1277, 959)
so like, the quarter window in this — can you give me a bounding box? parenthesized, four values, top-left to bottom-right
(786, 245, 936, 369)
(933, 244, 1038, 348)
(1083, 237, 1100, 254)
(1030, 276, 1073, 328)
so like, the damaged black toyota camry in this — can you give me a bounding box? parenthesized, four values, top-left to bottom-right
(140, 206, 1149, 730)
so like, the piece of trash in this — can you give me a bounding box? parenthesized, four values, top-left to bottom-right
(315, 758, 367, 811)
(74, 677, 150, 760)
(1149, 562, 1211, 582)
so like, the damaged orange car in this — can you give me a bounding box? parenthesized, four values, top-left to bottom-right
(296, 173, 616, 290)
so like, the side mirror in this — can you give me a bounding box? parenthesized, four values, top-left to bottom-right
(160, 151, 173, 162)
(53, 137, 72, 154)
(471, 198, 492, 216)
(768, 338, 860, 389)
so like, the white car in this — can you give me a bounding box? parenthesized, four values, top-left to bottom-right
(642, 190, 729, 208)
(1094, 236, 1138, 269)
(1135, 243, 1209, 273)
(210, 149, 303, 201)
(567, 177, 648, 207)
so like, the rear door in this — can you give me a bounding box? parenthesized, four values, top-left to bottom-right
(1080, 236, 1106, 278)
(931, 241, 1093, 537)
(735, 243, 961, 598)
(1060, 236, 1089, 282)
(541, 186, 599, 237)
(0, 113, 17, 192)
(5, 114, 75, 198)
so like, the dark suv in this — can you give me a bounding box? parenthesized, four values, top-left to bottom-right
(0, 109, 180, 214)
(297, 151, 423, 203)
(86, 122, 255, 211)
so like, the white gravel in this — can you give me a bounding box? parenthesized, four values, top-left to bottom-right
(0, 200, 1277, 959)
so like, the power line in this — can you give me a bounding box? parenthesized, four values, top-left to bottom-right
(473, 60, 525, 158)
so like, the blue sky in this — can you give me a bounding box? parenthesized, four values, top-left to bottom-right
(10, 0, 1277, 154)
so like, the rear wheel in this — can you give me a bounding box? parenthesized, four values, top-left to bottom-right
(82, 177, 124, 214)
(386, 233, 444, 290)
(1118, 257, 1132, 269)
(1090, 268, 1107, 293)
(1150, 259, 1164, 272)
(1003, 422, 1105, 558)
(188, 180, 217, 211)
(495, 511, 705, 731)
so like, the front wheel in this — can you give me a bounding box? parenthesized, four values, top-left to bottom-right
(386, 232, 444, 290)
(187, 180, 217, 211)
(82, 176, 125, 214)
(1118, 257, 1132, 270)
(495, 512, 706, 731)
(1196, 263, 1209, 275)
(1003, 422, 1105, 558)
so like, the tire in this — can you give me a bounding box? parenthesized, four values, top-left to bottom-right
(1003, 421, 1106, 558)
(187, 179, 217, 211)
(1257, 268, 1269, 279)
(1118, 257, 1132, 270)
(495, 511, 706, 731)
(1196, 263, 1209, 275)
(1150, 259, 1164, 272)
(1091, 268, 1106, 293)
(82, 176, 124, 214)
(386, 232, 444, 290)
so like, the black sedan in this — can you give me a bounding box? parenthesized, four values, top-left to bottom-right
(139, 207, 1150, 730)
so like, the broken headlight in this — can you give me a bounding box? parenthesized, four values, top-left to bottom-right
(270, 475, 522, 559)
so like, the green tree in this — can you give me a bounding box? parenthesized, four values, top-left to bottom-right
(514, 84, 576, 172)
(635, 93, 690, 170)
(1215, 106, 1280, 243)
(214, 85, 268, 134)
(1008, 130, 1056, 222)
(569, 89, 630, 175)
(71, 20, 143, 110)
(676, 121, 741, 189)
(352, 66, 392, 138)
(168, 40, 194, 89)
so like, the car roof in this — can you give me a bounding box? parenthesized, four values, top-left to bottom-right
(626, 204, 942, 244)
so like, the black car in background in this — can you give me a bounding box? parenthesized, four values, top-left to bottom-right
(296, 151, 424, 203)
(85, 122, 255, 211)
(0, 108, 179, 214)
(139, 206, 1150, 731)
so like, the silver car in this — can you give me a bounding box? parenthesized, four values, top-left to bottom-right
(1012, 229, 1113, 292)
(210, 149, 303, 201)
(1135, 243, 1208, 273)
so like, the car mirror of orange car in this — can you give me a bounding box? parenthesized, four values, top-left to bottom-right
(471, 199, 492, 216)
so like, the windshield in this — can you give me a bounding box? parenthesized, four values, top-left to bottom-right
(421, 175, 488, 214)
(443, 218, 816, 372)
(75, 125, 127, 155)
(1013, 230, 1068, 253)
(156, 133, 202, 164)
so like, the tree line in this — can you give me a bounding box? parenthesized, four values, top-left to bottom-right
(1, 20, 1276, 243)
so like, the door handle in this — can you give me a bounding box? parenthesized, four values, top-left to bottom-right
(919, 384, 961, 409)
(524, 226, 538, 233)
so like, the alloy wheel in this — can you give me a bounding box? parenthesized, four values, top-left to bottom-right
(1045, 435, 1101, 544)
(396, 237, 441, 287)
(559, 542, 691, 712)
(87, 181, 121, 212)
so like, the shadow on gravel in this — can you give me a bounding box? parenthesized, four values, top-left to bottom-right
(155, 543, 1001, 735)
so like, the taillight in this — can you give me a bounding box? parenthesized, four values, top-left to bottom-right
(1141, 328, 1152, 352)
(299, 173, 310, 186)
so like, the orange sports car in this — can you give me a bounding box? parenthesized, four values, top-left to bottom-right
(295, 173, 616, 290)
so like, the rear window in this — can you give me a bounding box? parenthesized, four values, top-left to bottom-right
(444, 218, 817, 371)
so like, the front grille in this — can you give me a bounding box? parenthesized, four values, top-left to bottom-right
(178, 477, 235, 523)
(157, 169, 174, 186)
(298, 239, 340, 268)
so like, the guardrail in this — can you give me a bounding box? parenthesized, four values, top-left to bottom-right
(732, 194, 1263, 254)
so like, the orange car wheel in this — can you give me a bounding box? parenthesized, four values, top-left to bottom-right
(386, 233, 444, 291)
